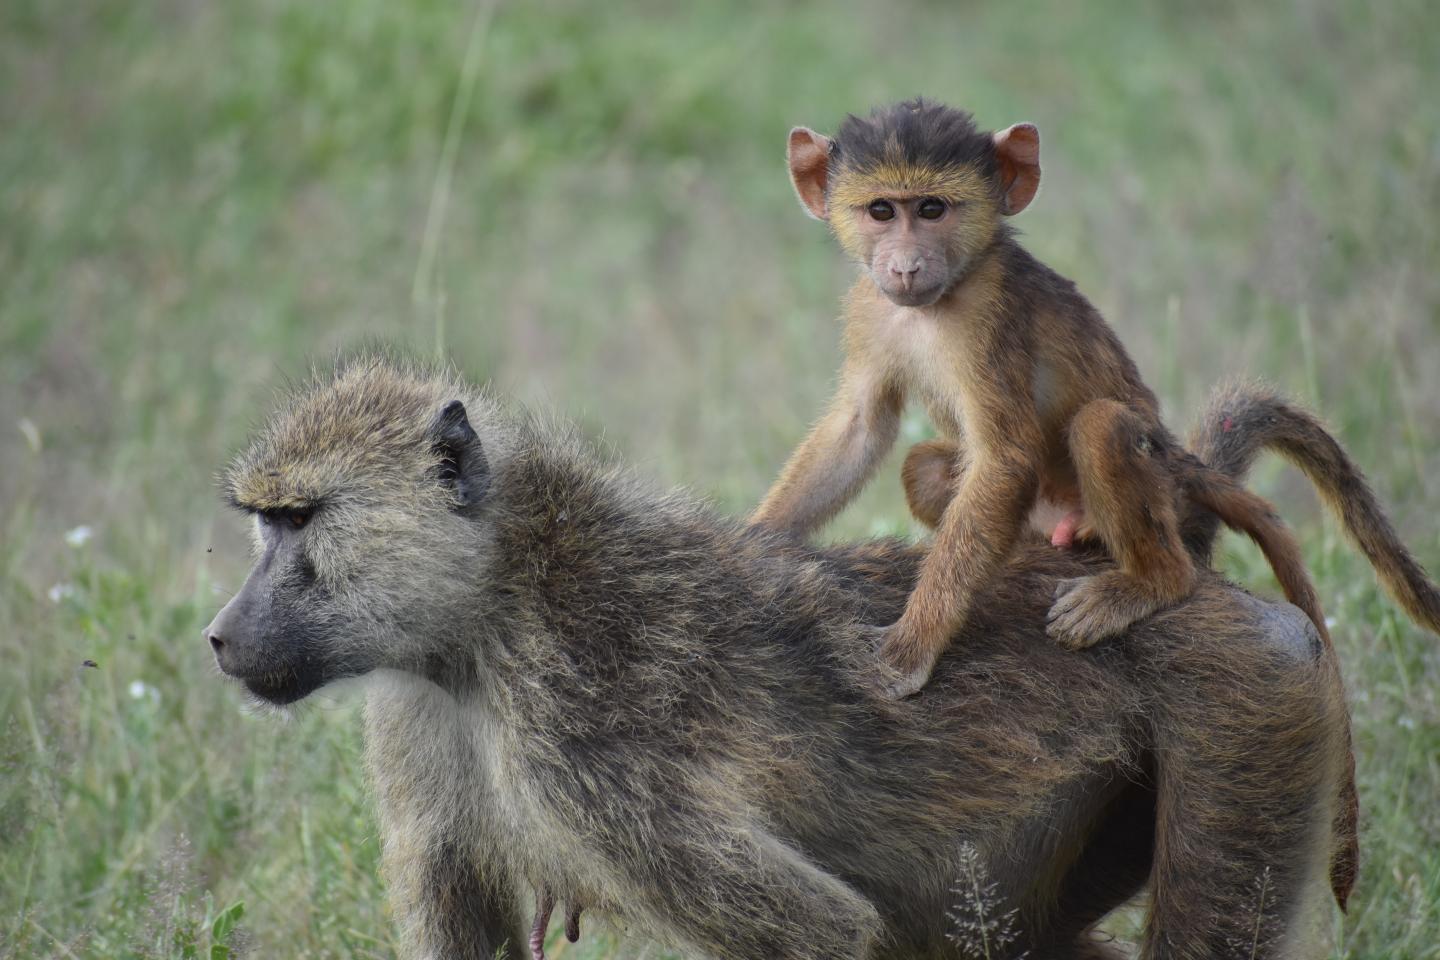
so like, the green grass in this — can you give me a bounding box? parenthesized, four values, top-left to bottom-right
(2, 0, 1438, 955)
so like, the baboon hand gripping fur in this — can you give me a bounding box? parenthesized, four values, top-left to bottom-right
(749, 98, 1327, 698)
(208, 359, 1357, 959)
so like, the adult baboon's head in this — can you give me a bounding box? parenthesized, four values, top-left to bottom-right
(204, 359, 504, 704)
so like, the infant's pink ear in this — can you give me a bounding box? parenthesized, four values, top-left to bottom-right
(993, 123, 1040, 216)
(787, 127, 833, 221)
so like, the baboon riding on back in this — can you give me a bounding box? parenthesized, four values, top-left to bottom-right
(209, 357, 1422, 959)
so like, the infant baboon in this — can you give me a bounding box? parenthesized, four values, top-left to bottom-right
(750, 99, 1332, 701)
(207, 358, 1352, 959)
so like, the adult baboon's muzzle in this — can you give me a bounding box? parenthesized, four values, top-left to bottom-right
(204, 576, 267, 678)
(204, 569, 325, 705)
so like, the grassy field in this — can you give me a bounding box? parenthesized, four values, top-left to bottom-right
(2, 0, 1438, 956)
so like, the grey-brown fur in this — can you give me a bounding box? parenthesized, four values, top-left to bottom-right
(208, 358, 1352, 959)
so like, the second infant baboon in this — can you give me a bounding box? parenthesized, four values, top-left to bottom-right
(206, 358, 1355, 959)
(749, 98, 1340, 699)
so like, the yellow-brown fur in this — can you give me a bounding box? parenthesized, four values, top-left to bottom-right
(751, 98, 1328, 706)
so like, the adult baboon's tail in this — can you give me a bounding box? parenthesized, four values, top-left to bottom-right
(1186, 381, 1440, 637)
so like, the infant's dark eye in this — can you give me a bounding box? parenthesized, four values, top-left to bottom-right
(917, 198, 946, 220)
(867, 200, 895, 222)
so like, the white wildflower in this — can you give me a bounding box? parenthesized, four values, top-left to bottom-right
(129, 680, 160, 704)
(64, 525, 94, 547)
(48, 583, 75, 603)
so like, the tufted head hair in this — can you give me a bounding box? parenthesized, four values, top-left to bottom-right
(225, 356, 503, 516)
(826, 97, 999, 207)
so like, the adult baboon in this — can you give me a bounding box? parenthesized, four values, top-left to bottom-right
(206, 358, 1350, 959)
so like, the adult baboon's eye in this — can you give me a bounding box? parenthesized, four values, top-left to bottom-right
(917, 198, 946, 220)
(867, 200, 895, 222)
(289, 511, 309, 529)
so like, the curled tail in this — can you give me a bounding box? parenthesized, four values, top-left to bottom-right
(1187, 381, 1440, 636)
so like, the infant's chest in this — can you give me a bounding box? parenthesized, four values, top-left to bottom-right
(876, 310, 962, 401)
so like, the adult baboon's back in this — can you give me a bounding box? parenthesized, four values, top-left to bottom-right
(207, 358, 1350, 959)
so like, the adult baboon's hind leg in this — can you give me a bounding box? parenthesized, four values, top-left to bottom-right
(1142, 607, 1346, 959)
(1144, 769, 1334, 960)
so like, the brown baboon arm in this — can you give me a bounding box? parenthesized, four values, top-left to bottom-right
(900, 454, 1038, 642)
(751, 365, 903, 537)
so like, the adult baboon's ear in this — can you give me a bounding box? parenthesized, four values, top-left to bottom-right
(788, 127, 832, 220)
(992, 123, 1040, 216)
(429, 400, 490, 508)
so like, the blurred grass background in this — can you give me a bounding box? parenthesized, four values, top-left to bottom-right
(2, 0, 1438, 956)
